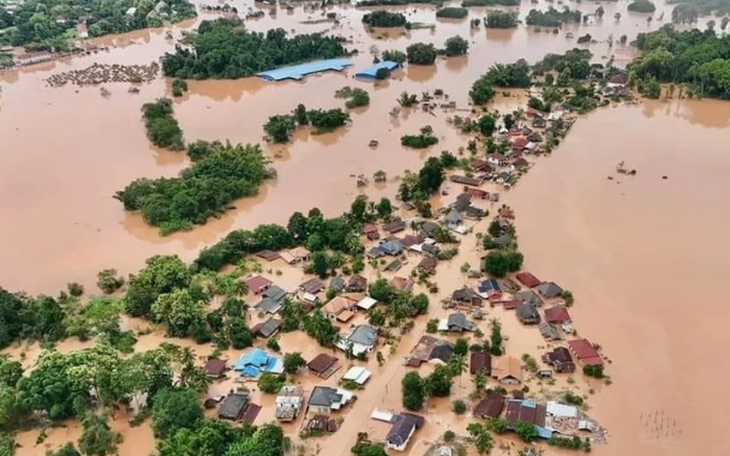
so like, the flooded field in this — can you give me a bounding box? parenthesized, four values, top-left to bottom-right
(1, 1, 729, 456)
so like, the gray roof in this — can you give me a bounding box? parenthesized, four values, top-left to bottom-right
(517, 290, 543, 307)
(452, 288, 475, 302)
(537, 281, 563, 298)
(308, 386, 342, 407)
(421, 221, 440, 237)
(384, 259, 402, 272)
(444, 208, 462, 225)
(263, 285, 287, 301)
(493, 234, 512, 247)
(429, 341, 455, 363)
(367, 246, 385, 258)
(380, 239, 403, 256)
(387, 413, 424, 447)
(257, 318, 282, 338)
(516, 304, 541, 323)
(538, 322, 560, 341)
(255, 297, 282, 314)
(329, 276, 345, 291)
(447, 313, 475, 331)
(218, 393, 248, 420)
(347, 325, 378, 346)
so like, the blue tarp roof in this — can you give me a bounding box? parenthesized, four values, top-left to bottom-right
(354, 60, 400, 79)
(257, 58, 353, 81)
(234, 348, 283, 377)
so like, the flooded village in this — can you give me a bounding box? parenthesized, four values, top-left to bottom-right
(1, 2, 730, 456)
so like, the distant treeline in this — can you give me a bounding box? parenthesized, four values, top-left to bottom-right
(525, 7, 582, 28)
(357, 0, 444, 6)
(631, 25, 730, 100)
(161, 18, 348, 80)
(462, 0, 520, 7)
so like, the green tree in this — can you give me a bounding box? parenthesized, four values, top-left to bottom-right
(406, 42, 437, 65)
(627, 0, 656, 13)
(401, 372, 426, 410)
(141, 98, 184, 150)
(152, 289, 206, 338)
(472, 373, 488, 393)
(362, 10, 407, 27)
(444, 35, 469, 56)
(311, 252, 330, 278)
(452, 399, 467, 414)
(258, 373, 284, 394)
(513, 420, 539, 442)
(48, 443, 81, 456)
(425, 365, 453, 397)
(264, 115, 296, 143)
(151, 388, 204, 438)
(486, 11, 518, 28)
(283, 353, 306, 375)
(227, 316, 253, 349)
(96, 269, 124, 294)
(436, 7, 468, 19)
(454, 337, 469, 356)
(368, 278, 394, 303)
(470, 76, 496, 105)
(381, 49, 407, 64)
(124, 255, 191, 318)
(486, 417, 508, 434)
(482, 249, 524, 277)
(466, 422, 494, 453)
(477, 114, 496, 136)
(78, 413, 122, 456)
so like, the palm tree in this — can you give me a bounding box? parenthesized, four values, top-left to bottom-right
(449, 354, 467, 387)
(472, 372, 488, 393)
(489, 317, 501, 330)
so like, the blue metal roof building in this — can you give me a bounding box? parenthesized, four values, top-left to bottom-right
(257, 58, 353, 81)
(234, 348, 283, 377)
(354, 60, 401, 79)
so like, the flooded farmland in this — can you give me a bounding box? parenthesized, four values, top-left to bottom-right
(1, 1, 729, 456)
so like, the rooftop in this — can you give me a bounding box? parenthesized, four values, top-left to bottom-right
(355, 60, 400, 79)
(257, 58, 353, 81)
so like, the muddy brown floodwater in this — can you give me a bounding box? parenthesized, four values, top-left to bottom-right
(1, 1, 729, 456)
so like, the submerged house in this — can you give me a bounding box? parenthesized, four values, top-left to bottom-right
(567, 339, 603, 366)
(245, 275, 272, 295)
(255, 285, 289, 314)
(438, 312, 476, 333)
(542, 347, 576, 373)
(308, 386, 354, 414)
(336, 325, 378, 356)
(252, 318, 282, 339)
(234, 348, 283, 377)
(307, 353, 340, 378)
(477, 278, 502, 300)
(492, 356, 523, 384)
(516, 303, 541, 325)
(544, 306, 572, 324)
(276, 386, 305, 422)
(219, 392, 260, 424)
(473, 394, 505, 418)
(537, 281, 564, 299)
(516, 272, 541, 288)
(347, 274, 368, 292)
(470, 351, 492, 375)
(452, 287, 483, 307)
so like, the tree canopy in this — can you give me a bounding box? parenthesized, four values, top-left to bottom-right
(525, 7, 582, 28)
(444, 35, 469, 57)
(482, 61, 532, 88)
(141, 98, 184, 150)
(486, 11, 518, 29)
(628, 0, 657, 13)
(436, 7, 468, 19)
(406, 42, 438, 65)
(401, 372, 426, 410)
(362, 10, 408, 27)
(161, 19, 348, 79)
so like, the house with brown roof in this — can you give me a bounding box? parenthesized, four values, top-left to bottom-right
(515, 272, 541, 288)
(470, 351, 491, 375)
(467, 187, 489, 199)
(384, 219, 407, 234)
(450, 175, 484, 187)
(300, 277, 325, 295)
(417, 257, 437, 275)
(512, 137, 528, 151)
(542, 347, 576, 373)
(204, 358, 228, 379)
(473, 394, 505, 418)
(252, 318, 282, 339)
(567, 339, 603, 366)
(346, 274, 368, 292)
(245, 275, 272, 295)
(492, 356, 523, 384)
(505, 398, 547, 429)
(307, 354, 340, 379)
(322, 296, 356, 320)
(451, 288, 483, 308)
(390, 276, 414, 293)
(544, 306, 571, 324)
(279, 247, 310, 264)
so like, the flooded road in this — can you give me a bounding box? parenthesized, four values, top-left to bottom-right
(1, 2, 730, 456)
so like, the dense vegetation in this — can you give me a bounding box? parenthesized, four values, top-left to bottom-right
(401, 125, 440, 149)
(525, 7, 582, 28)
(482, 249, 524, 277)
(406, 42, 438, 65)
(115, 141, 274, 235)
(357, 0, 444, 6)
(362, 10, 408, 27)
(627, 0, 657, 13)
(382, 49, 407, 64)
(0, 0, 196, 48)
(141, 98, 184, 150)
(470, 74, 497, 105)
(486, 11, 518, 29)
(397, 152, 459, 202)
(481, 60, 532, 88)
(436, 7, 469, 19)
(264, 104, 350, 142)
(462, 0, 519, 6)
(335, 86, 370, 109)
(444, 36, 469, 56)
(532, 48, 592, 80)
(631, 26, 730, 99)
(161, 18, 348, 79)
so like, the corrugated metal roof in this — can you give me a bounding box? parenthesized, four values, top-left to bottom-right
(257, 59, 353, 81)
(355, 60, 400, 78)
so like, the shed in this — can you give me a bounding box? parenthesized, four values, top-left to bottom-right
(356, 296, 378, 311)
(257, 58, 353, 81)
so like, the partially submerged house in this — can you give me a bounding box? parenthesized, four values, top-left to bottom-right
(218, 392, 260, 425)
(451, 287, 483, 307)
(234, 348, 283, 377)
(255, 285, 289, 314)
(450, 175, 483, 187)
(329, 276, 346, 293)
(470, 351, 492, 375)
(473, 394, 506, 418)
(516, 272, 541, 288)
(384, 219, 407, 235)
(417, 257, 438, 275)
(567, 339, 603, 366)
(439, 312, 476, 333)
(342, 366, 372, 385)
(308, 386, 354, 414)
(477, 278, 502, 300)
(517, 289, 543, 308)
(505, 399, 551, 439)
(538, 322, 561, 341)
(542, 347, 576, 373)
(537, 281, 564, 299)
(300, 277, 325, 295)
(204, 358, 228, 379)
(336, 325, 379, 356)
(516, 303, 541, 325)
(390, 276, 414, 293)
(408, 335, 454, 366)
(279, 247, 310, 264)
(245, 275, 272, 295)
(492, 356, 523, 384)
(276, 386, 305, 422)
(347, 274, 368, 292)
(544, 306, 571, 324)
(322, 295, 357, 322)
(252, 317, 282, 339)
(308, 353, 340, 379)
(386, 413, 425, 452)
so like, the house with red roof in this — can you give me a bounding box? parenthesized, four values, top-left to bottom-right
(245, 275, 273, 295)
(515, 272, 540, 288)
(567, 339, 603, 366)
(76, 22, 89, 39)
(544, 306, 571, 324)
(512, 137, 528, 151)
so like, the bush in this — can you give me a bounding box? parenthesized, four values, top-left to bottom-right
(258, 372, 285, 394)
(401, 126, 439, 149)
(525, 7, 582, 28)
(426, 319, 439, 333)
(436, 7, 468, 19)
(406, 42, 437, 65)
(452, 399, 467, 414)
(67, 282, 84, 297)
(381, 49, 407, 64)
(627, 0, 656, 13)
(470, 75, 496, 105)
(266, 338, 280, 352)
(583, 364, 605, 378)
(444, 35, 469, 56)
(97, 269, 125, 294)
(141, 98, 184, 150)
(462, 0, 519, 6)
(443, 430, 456, 442)
(171, 78, 188, 97)
(363, 10, 407, 27)
(563, 391, 584, 406)
(486, 11, 518, 28)
(335, 86, 370, 109)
